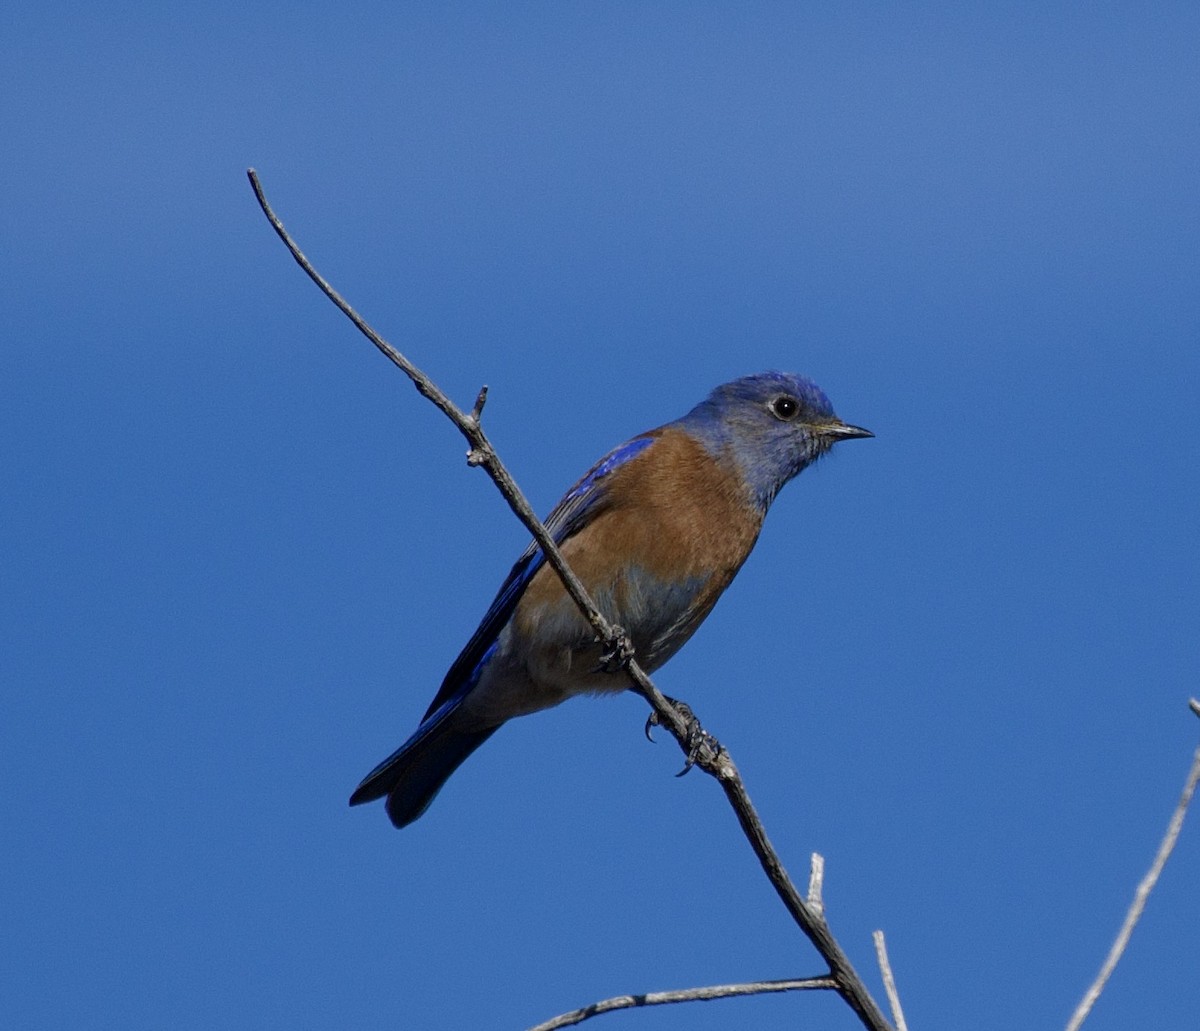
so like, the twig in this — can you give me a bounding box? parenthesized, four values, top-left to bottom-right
(246, 171, 614, 654)
(807, 852, 826, 915)
(526, 977, 838, 1031)
(248, 169, 893, 1031)
(1063, 699, 1200, 1031)
(872, 931, 909, 1031)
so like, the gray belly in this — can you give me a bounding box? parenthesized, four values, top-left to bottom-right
(460, 567, 710, 727)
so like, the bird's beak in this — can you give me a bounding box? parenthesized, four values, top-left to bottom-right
(821, 421, 874, 441)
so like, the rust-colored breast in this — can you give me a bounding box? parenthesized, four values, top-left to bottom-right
(513, 428, 764, 659)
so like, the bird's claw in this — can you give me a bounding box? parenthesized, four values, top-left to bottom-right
(643, 696, 715, 774)
(676, 713, 717, 777)
(598, 629, 634, 674)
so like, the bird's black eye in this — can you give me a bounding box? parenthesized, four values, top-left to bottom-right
(770, 395, 799, 421)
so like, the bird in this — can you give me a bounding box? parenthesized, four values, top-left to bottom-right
(350, 371, 871, 827)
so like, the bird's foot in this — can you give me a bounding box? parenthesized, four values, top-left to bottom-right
(597, 628, 635, 674)
(644, 696, 716, 775)
(643, 695, 692, 741)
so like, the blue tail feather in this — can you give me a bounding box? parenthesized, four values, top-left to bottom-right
(349, 697, 499, 828)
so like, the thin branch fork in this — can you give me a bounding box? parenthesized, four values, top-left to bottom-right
(248, 169, 894, 1031)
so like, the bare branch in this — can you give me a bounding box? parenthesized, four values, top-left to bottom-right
(526, 977, 838, 1031)
(249, 169, 893, 1031)
(873, 931, 909, 1031)
(1064, 703, 1200, 1031)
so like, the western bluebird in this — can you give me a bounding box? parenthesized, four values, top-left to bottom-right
(350, 371, 871, 827)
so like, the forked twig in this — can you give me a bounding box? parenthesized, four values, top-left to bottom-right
(1064, 699, 1200, 1031)
(248, 169, 893, 1031)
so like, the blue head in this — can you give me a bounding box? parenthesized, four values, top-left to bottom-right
(675, 371, 872, 511)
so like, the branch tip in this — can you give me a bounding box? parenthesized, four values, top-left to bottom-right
(470, 385, 489, 423)
(807, 853, 826, 912)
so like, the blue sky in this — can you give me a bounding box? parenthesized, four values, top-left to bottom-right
(4, 4, 1199, 1029)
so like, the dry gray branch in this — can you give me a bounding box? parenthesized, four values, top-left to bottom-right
(526, 977, 839, 1031)
(248, 168, 893, 1031)
(872, 930, 909, 1031)
(1063, 698, 1200, 1031)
